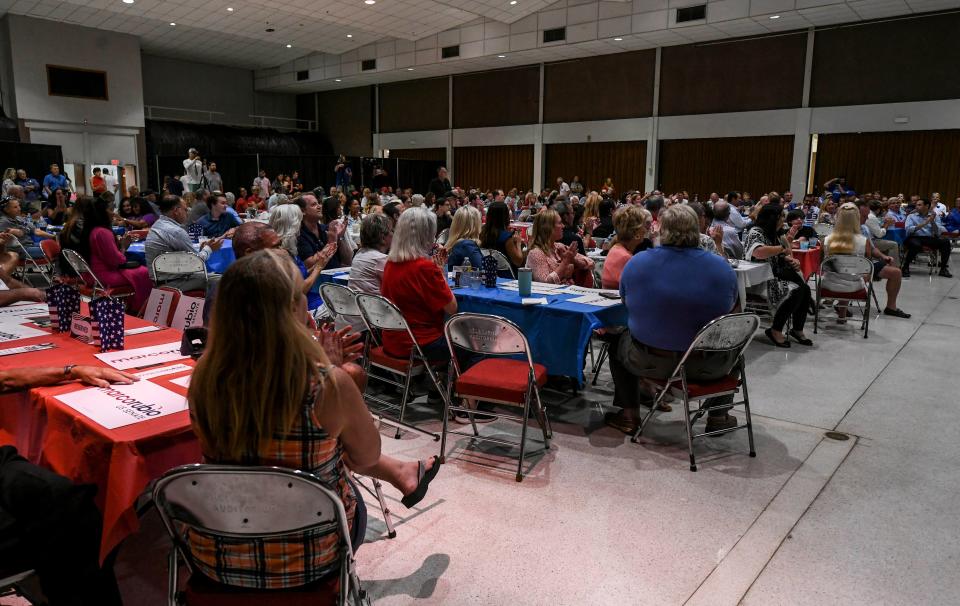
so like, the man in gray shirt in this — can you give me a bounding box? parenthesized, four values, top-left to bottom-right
(710, 201, 744, 259)
(144, 195, 223, 292)
(204, 162, 223, 193)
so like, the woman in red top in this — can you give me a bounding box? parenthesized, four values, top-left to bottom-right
(380, 206, 456, 361)
(90, 168, 106, 194)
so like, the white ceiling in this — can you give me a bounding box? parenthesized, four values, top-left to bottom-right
(0, 0, 955, 87)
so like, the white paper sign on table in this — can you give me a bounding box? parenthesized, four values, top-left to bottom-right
(95, 341, 188, 370)
(125, 325, 164, 336)
(321, 268, 350, 276)
(0, 322, 48, 342)
(170, 296, 205, 331)
(0, 303, 50, 318)
(521, 297, 549, 305)
(56, 380, 188, 430)
(170, 375, 191, 388)
(143, 289, 176, 326)
(566, 294, 621, 308)
(135, 363, 193, 381)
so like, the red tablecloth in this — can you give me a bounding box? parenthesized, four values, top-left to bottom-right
(0, 311, 200, 562)
(793, 246, 823, 281)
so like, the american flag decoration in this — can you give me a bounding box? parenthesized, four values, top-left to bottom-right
(187, 223, 204, 241)
(47, 283, 81, 333)
(91, 296, 125, 352)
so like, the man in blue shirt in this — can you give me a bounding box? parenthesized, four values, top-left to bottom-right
(41, 164, 68, 200)
(15, 169, 40, 205)
(902, 198, 951, 278)
(605, 204, 740, 436)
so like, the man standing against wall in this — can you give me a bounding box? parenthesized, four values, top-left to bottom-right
(182, 148, 203, 193)
(204, 162, 223, 193)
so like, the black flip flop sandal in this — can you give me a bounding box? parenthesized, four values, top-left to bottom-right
(401, 456, 441, 509)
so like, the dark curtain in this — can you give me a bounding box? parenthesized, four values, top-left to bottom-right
(814, 130, 960, 201)
(658, 136, 794, 200)
(545, 141, 647, 195)
(453, 145, 533, 192)
(0, 143, 63, 184)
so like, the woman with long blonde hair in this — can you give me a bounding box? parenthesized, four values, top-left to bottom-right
(187, 250, 440, 590)
(582, 192, 602, 225)
(444, 205, 484, 270)
(824, 202, 909, 320)
(524, 208, 594, 285)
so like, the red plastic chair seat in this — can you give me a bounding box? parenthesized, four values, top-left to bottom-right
(649, 374, 740, 399)
(183, 572, 339, 606)
(454, 358, 547, 404)
(820, 287, 867, 300)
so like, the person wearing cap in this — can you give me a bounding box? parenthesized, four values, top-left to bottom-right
(182, 148, 203, 193)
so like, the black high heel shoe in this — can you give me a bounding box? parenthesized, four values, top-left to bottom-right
(765, 327, 791, 348)
(788, 329, 813, 346)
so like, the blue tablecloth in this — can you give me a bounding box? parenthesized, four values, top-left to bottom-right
(883, 228, 907, 246)
(126, 240, 235, 274)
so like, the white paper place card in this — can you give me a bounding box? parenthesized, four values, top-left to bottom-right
(56, 380, 188, 430)
(170, 375, 191, 388)
(0, 342, 55, 357)
(135, 363, 193, 381)
(565, 295, 621, 308)
(521, 297, 549, 305)
(95, 342, 188, 370)
(125, 325, 164, 336)
(170, 296, 205, 331)
(0, 303, 50, 318)
(320, 268, 350, 275)
(144, 289, 176, 326)
(0, 322, 48, 343)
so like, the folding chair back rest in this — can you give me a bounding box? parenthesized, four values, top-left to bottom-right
(479, 249, 514, 276)
(153, 251, 207, 281)
(675, 313, 760, 376)
(40, 238, 61, 262)
(814, 224, 833, 237)
(61, 248, 102, 289)
(435, 229, 449, 246)
(821, 254, 873, 292)
(445, 312, 532, 361)
(355, 293, 410, 332)
(320, 283, 362, 318)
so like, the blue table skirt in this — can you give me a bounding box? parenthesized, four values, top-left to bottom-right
(320, 272, 627, 382)
(126, 240, 235, 274)
(883, 228, 907, 246)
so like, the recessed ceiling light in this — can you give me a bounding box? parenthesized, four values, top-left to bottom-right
(346, 34, 353, 38)
(286, 44, 292, 48)
(122, 0, 134, 4)
(365, 0, 376, 4)
(335, 78, 342, 82)
(509, 1, 517, 4)
(169, 22, 176, 26)
(497, 54, 506, 58)
(769, 14, 780, 19)
(227, 7, 234, 11)
(407, 67, 414, 71)
(613, 37, 623, 41)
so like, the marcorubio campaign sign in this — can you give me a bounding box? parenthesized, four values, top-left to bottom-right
(56, 380, 188, 429)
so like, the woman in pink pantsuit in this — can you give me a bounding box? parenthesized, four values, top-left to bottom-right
(83, 195, 151, 312)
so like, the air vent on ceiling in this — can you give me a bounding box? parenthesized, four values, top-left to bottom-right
(296, 70, 309, 81)
(361, 59, 377, 71)
(543, 27, 566, 43)
(441, 45, 460, 59)
(676, 4, 706, 22)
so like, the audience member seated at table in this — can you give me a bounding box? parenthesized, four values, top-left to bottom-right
(817, 199, 837, 225)
(348, 212, 391, 306)
(235, 187, 263, 214)
(552, 199, 593, 254)
(43, 187, 70, 226)
(193, 192, 240, 238)
(689, 202, 725, 258)
(116, 197, 156, 230)
(298, 193, 352, 272)
(601, 206, 651, 290)
(885, 198, 906, 224)
(745, 205, 814, 348)
(0, 196, 53, 260)
(187, 250, 441, 590)
(445, 205, 484, 271)
(1, 364, 136, 606)
(859, 199, 900, 266)
(525, 208, 595, 286)
(184, 192, 208, 226)
(81, 194, 152, 311)
(945, 198, 960, 233)
(270, 203, 326, 312)
(145, 195, 225, 291)
(824, 203, 910, 320)
(0, 237, 45, 305)
(480, 200, 525, 272)
(785, 210, 817, 242)
(711, 201, 745, 258)
(604, 204, 739, 435)
(432, 194, 453, 237)
(902, 198, 952, 278)
(591, 197, 616, 240)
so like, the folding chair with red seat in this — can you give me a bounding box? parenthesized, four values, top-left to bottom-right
(442, 312, 552, 482)
(630, 313, 760, 472)
(59, 248, 135, 302)
(11, 238, 52, 286)
(814, 254, 874, 338)
(152, 464, 370, 606)
(152, 251, 209, 298)
(355, 293, 443, 440)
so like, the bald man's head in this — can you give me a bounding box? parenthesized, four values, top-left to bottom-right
(232, 221, 280, 259)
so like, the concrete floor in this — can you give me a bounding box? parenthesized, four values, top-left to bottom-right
(99, 256, 960, 606)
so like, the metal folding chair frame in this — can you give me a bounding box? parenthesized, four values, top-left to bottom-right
(442, 312, 552, 482)
(11, 237, 53, 286)
(630, 313, 760, 472)
(355, 293, 443, 441)
(813, 254, 875, 339)
(151, 464, 369, 606)
(479, 248, 515, 278)
(61, 248, 133, 300)
(152, 251, 208, 289)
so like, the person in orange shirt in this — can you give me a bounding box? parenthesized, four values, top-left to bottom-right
(90, 167, 106, 194)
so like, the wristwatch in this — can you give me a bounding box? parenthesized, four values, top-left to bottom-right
(63, 364, 77, 378)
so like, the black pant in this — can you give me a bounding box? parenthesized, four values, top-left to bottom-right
(772, 266, 810, 333)
(902, 236, 951, 269)
(609, 333, 737, 417)
(0, 446, 122, 606)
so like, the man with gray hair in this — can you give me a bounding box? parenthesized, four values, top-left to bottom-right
(409, 193, 425, 207)
(605, 204, 740, 436)
(710, 201, 744, 259)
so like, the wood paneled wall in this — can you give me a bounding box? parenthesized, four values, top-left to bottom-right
(543, 51, 656, 123)
(378, 77, 449, 132)
(315, 86, 373, 156)
(658, 136, 794, 199)
(658, 34, 807, 116)
(453, 145, 533, 191)
(388, 147, 446, 161)
(453, 66, 540, 129)
(814, 131, 960, 200)
(545, 142, 647, 194)
(811, 13, 960, 107)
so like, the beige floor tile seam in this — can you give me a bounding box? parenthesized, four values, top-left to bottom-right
(681, 434, 858, 606)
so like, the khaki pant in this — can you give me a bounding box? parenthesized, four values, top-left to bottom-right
(873, 238, 900, 266)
